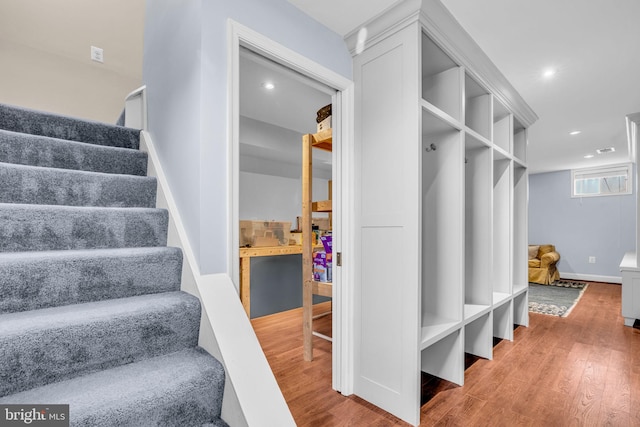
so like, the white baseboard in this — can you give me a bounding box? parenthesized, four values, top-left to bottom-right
(560, 272, 622, 284)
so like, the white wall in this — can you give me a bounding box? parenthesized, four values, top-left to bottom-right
(240, 116, 332, 180)
(144, 0, 351, 274)
(240, 172, 329, 226)
(0, 0, 144, 122)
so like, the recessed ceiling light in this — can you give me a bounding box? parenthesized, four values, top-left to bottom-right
(596, 147, 615, 154)
(542, 68, 556, 78)
(584, 154, 594, 159)
(262, 82, 275, 90)
(569, 130, 581, 135)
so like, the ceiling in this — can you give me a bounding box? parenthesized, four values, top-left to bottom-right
(288, 0, 640, 174)
(239, 49, 333, 177)
(240, 49, 334, 136)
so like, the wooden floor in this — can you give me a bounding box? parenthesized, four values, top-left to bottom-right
(251, 282, 640, 426)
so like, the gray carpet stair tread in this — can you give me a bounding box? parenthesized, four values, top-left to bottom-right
(0, 203, 168, 251)
(0, 104, 226, 423)
(0, 162, 157, 207)
(0, 291, 201, 396)
(0, 247, 183, 314)
(0, 129, 147, 176)
(0, 104, 140, 149)
(0, 348, 226, 427)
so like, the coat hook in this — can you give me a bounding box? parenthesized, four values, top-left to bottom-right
(425, 143, 437, 152)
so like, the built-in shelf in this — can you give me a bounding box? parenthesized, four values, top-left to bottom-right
(422, 32, 462, 122)
(465, 128, 492, 148)
(513, 117, 526, 162)
(513, 283, 528, 296)
(493, 144, 511, 161)
(513, 157, 526, 168)
(492, 292, 511, 306)
(422, 100, 463, 131)
(464, 303, 491, 324)
(350, 5, 534, 422)
(465, 73, 491, 140)
(421, 314, 461, 350)
(493, 99, 510, 153)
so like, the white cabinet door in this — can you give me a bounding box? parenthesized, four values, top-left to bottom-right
(353, 23, 422, 426)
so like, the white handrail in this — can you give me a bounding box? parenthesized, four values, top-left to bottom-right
(124, 85, 148, 130)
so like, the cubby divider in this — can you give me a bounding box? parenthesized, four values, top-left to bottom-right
(421, 329, 464, 386)
(465, 312, 493, 360)
(513, 289, 529, 327)
(513, 164, 528, 294)
(493, 300, 513, 341)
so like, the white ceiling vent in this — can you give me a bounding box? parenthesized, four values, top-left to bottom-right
(596, 147, 616, 154)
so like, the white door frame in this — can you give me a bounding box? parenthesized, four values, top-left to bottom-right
(227, 20, 354, 394)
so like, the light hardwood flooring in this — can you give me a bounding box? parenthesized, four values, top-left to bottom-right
(251, 282, 640, 426)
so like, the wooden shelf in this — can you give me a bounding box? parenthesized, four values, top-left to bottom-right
(240, 245, 303, 258)
(302, 130, 333, 361)
(311, 129, 332, 151)
(312, 200, 332, 212)
(311, 280, 332, 297)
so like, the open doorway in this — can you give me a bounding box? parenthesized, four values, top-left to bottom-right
(228, 21, 354, 394)
(238, 47, 334, 318)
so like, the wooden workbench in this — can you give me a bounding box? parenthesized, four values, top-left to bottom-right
(239, 245, 320, 317)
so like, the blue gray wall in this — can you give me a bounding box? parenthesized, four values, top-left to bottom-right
(143, 0, 351, 274)
(529, 169, 636, 281)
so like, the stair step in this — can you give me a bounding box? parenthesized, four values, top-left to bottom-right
(0, 247, 183, 314)
(0, 129, 148, 175)
(0, 162, 157, 207)
(0, 103, 140, 149)
(0, 203, 168, 252)
(0, 348, 226, 426)
(0, 292, 201, 396)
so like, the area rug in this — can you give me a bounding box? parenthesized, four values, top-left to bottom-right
(528, 280, 589, 317)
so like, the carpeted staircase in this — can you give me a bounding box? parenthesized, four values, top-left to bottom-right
(0, 103, 227, 426)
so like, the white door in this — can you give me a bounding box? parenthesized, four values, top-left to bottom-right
(352, 23, 422, 426)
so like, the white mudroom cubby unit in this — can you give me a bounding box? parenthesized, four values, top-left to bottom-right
(348, 0, 537, 425)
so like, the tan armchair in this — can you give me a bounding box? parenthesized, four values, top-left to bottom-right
(528, 244, 560, 285)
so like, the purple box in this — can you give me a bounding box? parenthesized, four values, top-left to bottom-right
(313, 251, 328, 282)
(320, 235, 332, 253)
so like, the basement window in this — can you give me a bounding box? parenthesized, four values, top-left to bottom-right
(571, 163, 632, 198)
